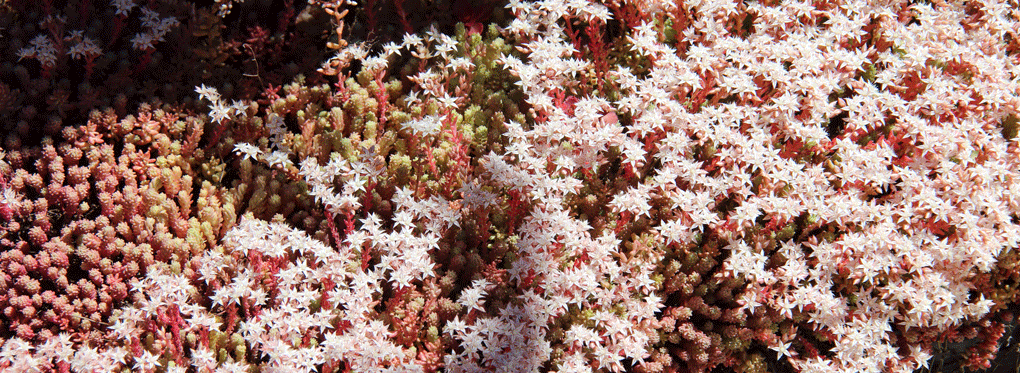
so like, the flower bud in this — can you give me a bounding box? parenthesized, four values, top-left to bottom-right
(16, 275, 41, 294)
(28, 226, 48, 246)
(16, 324, 35, 340)
(22, 254, 38, 272)
(110, 281, 128, 300)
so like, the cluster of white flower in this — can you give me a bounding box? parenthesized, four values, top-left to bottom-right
(211, 216, 424, 371)
(130, 8, 180, 51)
(64, 31, 102, 61)
(299, 145, 386, 215)
(16, 34, 60, 68)
(195, 85, 251, 125)
(499, 0, 1019, 371)
(16, 18, 104, 69)
(195, 84, 303, 172)
(401, 115, 445, 137)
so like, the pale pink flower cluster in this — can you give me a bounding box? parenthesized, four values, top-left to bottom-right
(17, 33, 60, 68)
(130, 8, 180, 51)
(204, 216, 426, 372)
(499, 0, 1019, 372)
(477, 117, 665, 371)
(15, 12, 109, 71)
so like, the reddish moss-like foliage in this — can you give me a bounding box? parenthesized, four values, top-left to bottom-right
(0, 103, 239, 343)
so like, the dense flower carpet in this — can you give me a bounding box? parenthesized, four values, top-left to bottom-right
(1, 0, 1019, 372)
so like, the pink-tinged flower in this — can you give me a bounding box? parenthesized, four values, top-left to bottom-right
(138, 8, 161, 28)
(402, 115, 443, 137)
(609, 184, 653, 218)
(729, 203, 761, 228)
(131, 32, 156, 51)
(195, 84, 221, 102)
(264, 150, 292, 169)
(444, 316, 469, 338)
(771, 340, 796, 360)
(458, 279, 490, 313)
(565, 324, 601, 349)
(233, 142, 262, 162)
(208, 100, 233, 123)
(112, 0, 136, 16)
(18, 35, 58, 67)
(132, 350, 160, 372)
(66, 36, 102, 59)
(437, 93, 460, 110)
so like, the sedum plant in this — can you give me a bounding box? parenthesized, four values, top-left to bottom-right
(1, 0, 1019, 373)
